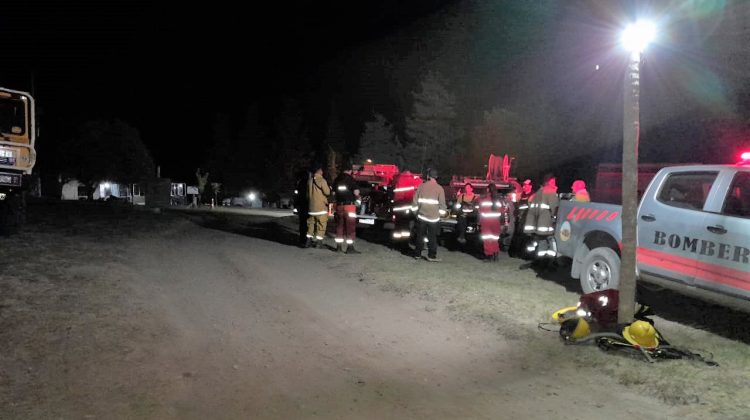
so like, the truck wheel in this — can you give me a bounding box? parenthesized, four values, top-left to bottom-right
(579, 247, 620, 294)
(0, 191, 24, 236)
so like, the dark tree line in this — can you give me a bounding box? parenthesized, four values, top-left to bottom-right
(199, 0, 750, 192)
(57, 119, 155, 188)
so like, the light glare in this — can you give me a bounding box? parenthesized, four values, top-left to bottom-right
(621, 20, 656, 53)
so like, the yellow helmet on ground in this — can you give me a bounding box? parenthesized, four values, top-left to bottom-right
(622, 320, 659, 348)
(559, 318, 590, 340)
(551, 306, 579, 323)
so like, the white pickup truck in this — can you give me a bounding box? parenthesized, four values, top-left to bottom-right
(554, 159, 750, 311)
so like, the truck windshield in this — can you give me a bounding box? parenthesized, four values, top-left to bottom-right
(0, 98, 26, 136)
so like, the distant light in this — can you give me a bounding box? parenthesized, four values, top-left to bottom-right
(741, 151, 750, 161)
(595, 64, 600, 70)
(621, 20, 656, 53)
(103, 182, 111, 189)
(248, 193, 256, 201)
(366, 159, 373, 163)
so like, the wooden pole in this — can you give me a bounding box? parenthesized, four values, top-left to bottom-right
(618, 51, 641, 324)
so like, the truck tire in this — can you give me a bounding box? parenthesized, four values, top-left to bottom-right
(0, 191, 25, 236)
(579, 247, 620, 294)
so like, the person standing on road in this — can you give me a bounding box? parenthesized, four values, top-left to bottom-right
(294, 169, 310, 246)
(455, 183, 477, 245)
(390, 169, 422, 246)
(509, 179, 533, 257)
(411, 168, 447, 262)
(332, 170, 361, 254)
(306, 166, 331, 248)
(523, 174, 559, 258)
(479, 183, 504, 261)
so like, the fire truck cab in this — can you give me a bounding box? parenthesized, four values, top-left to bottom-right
(0, 87, 37, 234)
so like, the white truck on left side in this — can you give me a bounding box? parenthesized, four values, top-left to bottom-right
(0, 87, 37, 234)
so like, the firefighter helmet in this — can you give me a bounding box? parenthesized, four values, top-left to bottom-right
(622, 320, 659, 348)
(559, 318, 590, 340)
(551, 306, 579, 323)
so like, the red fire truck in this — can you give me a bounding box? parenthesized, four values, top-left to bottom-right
(345, 162, 423, 243)
(444, 154, 521, 248)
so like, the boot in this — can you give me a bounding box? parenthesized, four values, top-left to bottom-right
(346, 245, 361, 254)
(304, 237, 312, 248)
(336, 243, 344, 253)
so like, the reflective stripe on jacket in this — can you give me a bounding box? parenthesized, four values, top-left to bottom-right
(523, 187, 559, 235)
(333, 174, 358, 204)
(412, 179, 447, 223)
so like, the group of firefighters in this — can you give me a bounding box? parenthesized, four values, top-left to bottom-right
(295, 163, 591, 262)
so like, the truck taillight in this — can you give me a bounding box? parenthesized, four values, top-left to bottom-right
(741, 151, 750, 161)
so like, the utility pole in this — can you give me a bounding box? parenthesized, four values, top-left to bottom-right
(618, 20, 655, 324)
(619, 50, 640, 324)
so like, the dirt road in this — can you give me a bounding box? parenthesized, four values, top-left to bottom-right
(2, 206, 686, 419)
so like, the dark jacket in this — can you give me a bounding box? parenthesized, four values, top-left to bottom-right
(332, 173, 359, 205)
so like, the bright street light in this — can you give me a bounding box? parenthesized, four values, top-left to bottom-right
(618, 19, 657, 324)
(621, 20, 656, 53)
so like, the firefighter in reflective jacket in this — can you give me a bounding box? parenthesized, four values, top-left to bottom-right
(523, 174, 559, 257)
(518, 179, 533, 214)
(332, 171, 361, 253)
(390, 170, 422, 243)
(479, 183, 506, 261)
(411, 169, 447, 261)
(306, 166, 331, 248)
(455, 183, 478, 244)
(509, 179, 533, 257)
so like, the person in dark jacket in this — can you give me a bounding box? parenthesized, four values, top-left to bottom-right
(455, 183, 478, 245)
(332, 171, 361, 253)
(524, 173, 559, 258)
(293, 169, 310, 247)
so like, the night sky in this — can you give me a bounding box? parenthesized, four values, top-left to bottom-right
(3, 1, 749, 185)
(1, 1, 457, 179)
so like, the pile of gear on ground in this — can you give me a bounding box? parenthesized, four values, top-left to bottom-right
(543, 289, 718, 365)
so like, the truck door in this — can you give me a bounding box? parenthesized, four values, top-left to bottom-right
(696, 170, 750, 300)
(637, 170, 719, 286)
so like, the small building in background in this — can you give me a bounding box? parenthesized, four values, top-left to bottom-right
(131, 183, 145, 205)
(61, 180, 131, 201)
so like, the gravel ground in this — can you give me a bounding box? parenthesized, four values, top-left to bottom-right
(0, 202, 747, 419)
